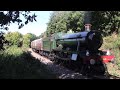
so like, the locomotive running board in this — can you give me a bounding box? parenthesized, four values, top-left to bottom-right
(55, 56, 71, 61)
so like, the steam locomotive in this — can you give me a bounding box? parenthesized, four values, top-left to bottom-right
(31, 24, 115, 75)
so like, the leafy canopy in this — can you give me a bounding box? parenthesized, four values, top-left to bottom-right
(0, 11, 37, 50)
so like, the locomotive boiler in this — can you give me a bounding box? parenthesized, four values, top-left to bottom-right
(49, 24, 99, 62)
(56, 30, 103, 52)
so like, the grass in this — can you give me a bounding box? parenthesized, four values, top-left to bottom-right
(0, 45, 57, 79)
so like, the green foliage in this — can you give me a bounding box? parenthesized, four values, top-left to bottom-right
(5, 31, 22, 46)
(23, 33, 37, 47)
(91, 11, 120, 36)
(0, 11, 37, 30)
(66, 11, 84, 32)
(0, 32, 6, 50)
(4, 32, 37, 48)
(101, 33, 120, 49)
(46, 11, 84, 36)
(5, 45, 23, 56)
(101, 34, 120, 68)
(45, 11, 120, 37)
(0, 46, 56, 79)
(0, 11, 37, 50)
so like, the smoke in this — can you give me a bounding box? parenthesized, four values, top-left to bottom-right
(84, 11, 92, 24)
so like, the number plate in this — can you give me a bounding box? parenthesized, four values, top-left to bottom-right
(71, 54, 77, 61)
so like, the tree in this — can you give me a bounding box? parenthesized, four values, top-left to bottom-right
(0, 11, 37, 50)
(66, 11, 84, 32)
(46, 11, 70, 36)
(5, 31, 22, 46)
(46, 11, 84, 37)
(23, 33, 37, 47)
(91, 11, 120, 36)
(0, 32, 6, 50)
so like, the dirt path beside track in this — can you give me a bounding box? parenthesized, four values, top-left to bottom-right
(28, 48, 90, 79)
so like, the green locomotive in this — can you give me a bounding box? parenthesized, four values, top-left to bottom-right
(31, 24, 115, 75)
(31, 28, 103, 62)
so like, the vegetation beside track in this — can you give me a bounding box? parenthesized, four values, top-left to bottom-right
(101, 34, 120, 77)
(0, 45, 57, 79)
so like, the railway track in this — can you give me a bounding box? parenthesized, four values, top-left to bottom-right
(28, 48, 120, 79)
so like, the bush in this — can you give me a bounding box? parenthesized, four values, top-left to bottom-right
(101, 34, 120, 68)
(0, 46, 56, 79)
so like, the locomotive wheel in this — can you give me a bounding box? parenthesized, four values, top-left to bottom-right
(89, 63, 107, 75)
(65, 60, 73, 68)
(36, 50, 39, 53)
(53, 58, 60, 64)
(79, 64, 89, 75)
(63, 60, 82, 71)
(49, 52, 56, 61)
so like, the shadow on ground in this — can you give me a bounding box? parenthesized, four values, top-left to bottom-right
(0, 51, 57, 79)
(25, 49, 120, 79)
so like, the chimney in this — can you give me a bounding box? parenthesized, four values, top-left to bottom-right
(84, 11, 92, 31)
(85, 24, 92, 31)
(84, 11, 92, 24)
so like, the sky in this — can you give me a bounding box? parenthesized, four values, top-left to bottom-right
(4, 11, 53, 36)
